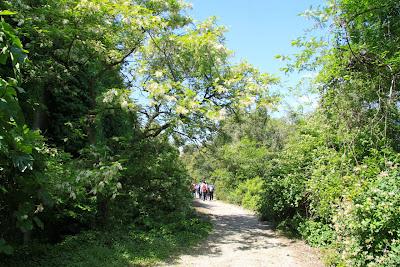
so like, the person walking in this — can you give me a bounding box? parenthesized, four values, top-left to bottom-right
(201, 181, 208, 201)
(191, 183, 197, 198)
(208, 184, 215, 200)
(197, 181, 202, 199)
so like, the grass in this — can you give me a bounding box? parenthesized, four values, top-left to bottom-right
(1, 216, 212, 267)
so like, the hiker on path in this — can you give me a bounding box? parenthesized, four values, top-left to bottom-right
(191, 183, 196, 197)
(196, 182, 201, 199)
(208, 184, 215, 200)
(200, 181, 208, 201)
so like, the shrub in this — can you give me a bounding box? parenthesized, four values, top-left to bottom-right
(233, 176, 265, 211)
(332, 164, 400, 266)
(298, 220, 335, 247)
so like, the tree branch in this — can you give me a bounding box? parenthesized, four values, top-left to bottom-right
(144, 122, 172, 138)
(147, 29, 179, 82)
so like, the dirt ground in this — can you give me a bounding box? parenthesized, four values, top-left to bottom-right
(158, 199, 324, 267)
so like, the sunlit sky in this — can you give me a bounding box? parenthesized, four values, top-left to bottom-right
(188, 0, 326, 113)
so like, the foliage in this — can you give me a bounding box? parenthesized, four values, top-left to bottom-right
(259, 117, 324, 222)
(232, 176, 264, 211)
(116, 138, 194, 226)
(184, 1, 400, 267)
(2, 0, 275, 260)
(0, 0, 277, 148)
(261, 0, 400, 265)
(134, 19, 278, 139)
(4, 0, 400, 266)
(182, 113, 284, 212)
(331, 158, 400, 267)
(1, 216, 212, 267)
(0, 14, 49, 253)
(298, 220, 336, 247)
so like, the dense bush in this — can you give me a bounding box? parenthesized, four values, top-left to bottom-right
(1, 216, 212, 267)
(298, 220, 336, 247)
(259, 118, 323, 222)
(116, 138, 193, 226)
(233, 176, 264, 211)
(332, 159, 400, 266)
(0, 2, 195, 255)
(0, 16, 51, 252)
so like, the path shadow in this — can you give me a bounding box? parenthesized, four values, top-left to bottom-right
(160, 200, 293, 265)
(208, 213, 289, 251)
(193, 199, 212, 209)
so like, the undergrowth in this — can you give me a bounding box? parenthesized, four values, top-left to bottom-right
(0, 216, 212, 267)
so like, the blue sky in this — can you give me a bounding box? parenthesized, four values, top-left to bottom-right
(188, 0, 326, 113)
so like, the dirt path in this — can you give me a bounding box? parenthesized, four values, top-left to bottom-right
(159, 199, 324, 267)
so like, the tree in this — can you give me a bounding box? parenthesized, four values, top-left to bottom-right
(130, 16, 278, 140)
(0, 11, 46, 252)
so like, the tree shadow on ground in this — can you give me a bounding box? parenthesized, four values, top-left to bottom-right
(161, 200, 295, 265)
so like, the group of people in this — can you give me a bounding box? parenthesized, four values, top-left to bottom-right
(191, 180, 215, 201)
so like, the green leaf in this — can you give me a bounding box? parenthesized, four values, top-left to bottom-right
(0, 52, 8, 65)
(0, 239, 14, 255)
(16, 86, 25, 93)
(12, 153, 34, 172)
(0, 10, 16, 16)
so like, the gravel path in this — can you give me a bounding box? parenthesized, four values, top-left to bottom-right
(159, 199, 324, 267)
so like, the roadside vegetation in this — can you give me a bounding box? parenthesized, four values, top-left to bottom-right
(183, 1, 400, 266)
(0, 0, 270, 265)
(2, 217, 212, 267)
(1, 0, 399, 266)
